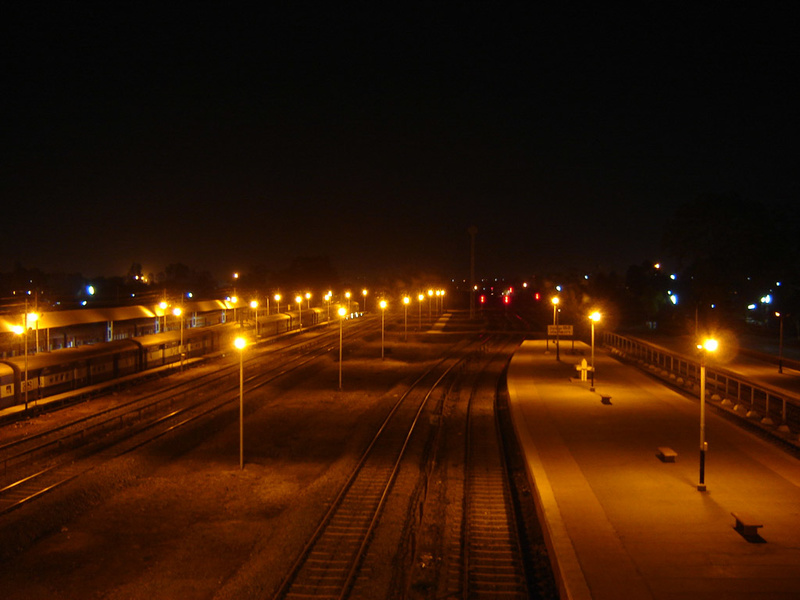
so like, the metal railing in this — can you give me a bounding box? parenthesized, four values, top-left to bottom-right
(603, 332, 800, 437)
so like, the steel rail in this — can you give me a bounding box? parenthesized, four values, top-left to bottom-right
(272, 339, 476, 600)
(0, 320, 375, 516)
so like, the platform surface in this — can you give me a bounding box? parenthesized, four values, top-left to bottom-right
(507, 340, 800, 600)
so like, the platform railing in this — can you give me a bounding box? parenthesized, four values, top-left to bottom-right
(603, 332, 799, 436)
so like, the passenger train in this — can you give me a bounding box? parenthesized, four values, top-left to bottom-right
(0, 309, 327, 411)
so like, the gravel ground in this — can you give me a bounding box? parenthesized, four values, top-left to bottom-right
(0, 336, 464, 599)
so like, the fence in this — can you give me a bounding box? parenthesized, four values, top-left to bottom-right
(603, 332, 799, 436)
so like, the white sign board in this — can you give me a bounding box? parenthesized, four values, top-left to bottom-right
(547, 324, 573, 336)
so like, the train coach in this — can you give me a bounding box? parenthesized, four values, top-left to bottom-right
(0, 307, 332, 413)
(0, 339, 141, 410)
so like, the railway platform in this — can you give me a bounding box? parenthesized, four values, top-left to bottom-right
(507, 340, 800, 600)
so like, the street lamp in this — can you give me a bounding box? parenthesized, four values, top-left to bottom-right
(418, 293, 424, 330)
(230, 296, 239, 325)
(362, 289, 368, 312)
(552, 297, 561, 361)
(250, 301, 259, 337)
(338, 306, 347, 390)
(403, 296, 410, 341)
(345, 291, 351, 312)
(589, 311, 601, 391)
(159, 301, 168, 333)
(380, 299, 387, 359)
(12, 320, 30, 411)
(697, 337, 718, 491)
(325, 292, 332, 320)
(776, 311, 784, 373)
(296, 296, 303, 328)
(305, 292, 312, 312)
(234, 337, 246, 469)
(173, 307, 185, 370)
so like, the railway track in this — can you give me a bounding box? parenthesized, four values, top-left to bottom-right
(272, 339, 473, 600)
(272, 333, 535, 600)
(0, 319, 374, 516)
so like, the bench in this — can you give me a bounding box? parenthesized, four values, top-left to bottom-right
(731, 512, 763, 537)
(600, 395, 612, 404)
(656, 447, 677, 462)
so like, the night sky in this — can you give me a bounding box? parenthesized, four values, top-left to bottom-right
(2, 5, 796, 282)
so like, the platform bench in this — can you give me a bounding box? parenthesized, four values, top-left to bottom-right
(600, 395, 612, 404)
(731, 512, 763, 537)
(656, 447, 677, 462)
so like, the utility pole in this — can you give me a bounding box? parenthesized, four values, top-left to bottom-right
(468, 225, 477, 319)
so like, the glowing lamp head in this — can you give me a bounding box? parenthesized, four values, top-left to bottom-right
(250, 300, 258, 309)
(172, 307, 182, 317)
(234, 337, 246, 350)
(403, 296, 410, 305)
(379, 300, 387, 309)
(338, 307, 347, 317)
(552, 297, 560, 306)
(702, 338, 718, 352)
(295, 296, 303, 304)
(589, 311, 601, 322)
(11, 325, 24, 335)
(274, 294, 281, 302)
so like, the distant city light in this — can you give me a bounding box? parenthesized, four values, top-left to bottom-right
(669, 294, 678, 305)
(87, 285, 95, 295)
(670, 274, 676, 280)
(761, 294, 772, 304)
(748, 304, 757, 310)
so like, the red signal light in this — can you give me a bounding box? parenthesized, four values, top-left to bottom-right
(534, 292, 540, 300)
(503, 295, 510, 304)
(480, 295, 485, 304)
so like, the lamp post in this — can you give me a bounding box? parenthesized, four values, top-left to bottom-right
(296, 296, 303, 329)
(250, 301, 259, 337)
(776, 311, 784, 373)
(230, 296, 239, 325)
(403, 296, 410, 341)
(234, 337, 246, 469)
(418, 293, 424, 330)
(173, 307, 185, 370)
(159, 301, 168, 333)
(362, 289, 368, 312)
(325, 292, 332, 321)
(697, 337, 718, 492)
(12, 312, 31, 410)
(306, 292, 312, 312)
(274, 293, 281, 314)
(589, 311, 601, 391)
(338, 306, 347, 390)
(345, 291, 351, 312)
(552, 297, 560, 361)
(380, 299, 387, 359)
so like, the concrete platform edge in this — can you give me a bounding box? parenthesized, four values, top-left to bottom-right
(507, 347, 593, 600)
